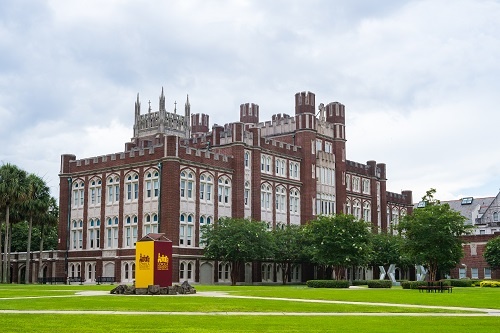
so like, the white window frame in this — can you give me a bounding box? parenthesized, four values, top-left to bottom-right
(87, 218, 100, 249)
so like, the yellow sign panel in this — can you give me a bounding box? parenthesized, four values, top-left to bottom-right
(135, 241, 154, 288)
(157, 253, 169, 271)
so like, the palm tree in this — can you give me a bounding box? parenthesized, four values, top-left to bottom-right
(22, 174, 50, 284)
(38, 197, 58, 281)
(0, 163, 28, 283)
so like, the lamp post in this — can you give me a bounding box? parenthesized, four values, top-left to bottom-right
(461, 263, 467, 279)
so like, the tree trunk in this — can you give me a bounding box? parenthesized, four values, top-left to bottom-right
(25, 216, 33, 284)
(8, 222, 12, 282)
(230, 261, 240, 286)
(38, 223, 45, 280)
(2, 205, 10, 283)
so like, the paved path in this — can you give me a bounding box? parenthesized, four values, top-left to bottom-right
(1, 290, 500, 317)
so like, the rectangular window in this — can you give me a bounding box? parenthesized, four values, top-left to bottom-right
(484, 268, 492, 279)
(200, 183, 205, 200)
(134, 183, 139, 199)
(459, 268, 466, 279)
(114, 185, 119, 202)
(471, 268, 478, 279)
(127, 184, 132, 200)
(108, 186, 113, 202)
(146, 181, 152, 198)
(153, 180, 159, 197)
(97, 188, 101, 203)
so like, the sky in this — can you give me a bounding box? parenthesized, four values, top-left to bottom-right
(1, 0, 500, 203)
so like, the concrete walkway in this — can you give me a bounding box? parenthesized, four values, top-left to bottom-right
(1, 290, 499, 317)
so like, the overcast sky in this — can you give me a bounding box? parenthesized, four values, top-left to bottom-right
(1, 0, 499, 203)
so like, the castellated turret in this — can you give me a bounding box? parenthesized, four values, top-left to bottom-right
(240, 103, 259, 124)
(295, 91, 315, 115)
(191, 113, 210, 136)
(325, 102, 345, 125)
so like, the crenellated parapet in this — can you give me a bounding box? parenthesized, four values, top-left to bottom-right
(386, 190, 413, 206)
(60, 144, 166, 175)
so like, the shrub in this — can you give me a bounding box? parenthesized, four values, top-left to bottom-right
(351, 280, 368, 286)
(480, 281, 500, 288)
(367, 280, 392, 288)
(443, 279, 473, 287)
(401, 281, 427, 289)
(306, 280, 350, 288)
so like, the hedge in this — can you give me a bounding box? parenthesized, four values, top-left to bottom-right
(401, 281, 427, 289)
(306, 280, 350, 288)
(367, 280, 392, 288)
(442, 279, 473, 287)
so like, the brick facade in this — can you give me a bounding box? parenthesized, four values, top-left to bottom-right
(9, 90, 414, 284)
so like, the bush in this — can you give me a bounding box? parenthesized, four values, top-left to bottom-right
(401, 281, 427, 289)
(442, 279, 473, 287)
(306, 280, 350, 288)
(351, 280, 368, 286)
(480, 281, 500, 288)
(367, 280, 392, 288)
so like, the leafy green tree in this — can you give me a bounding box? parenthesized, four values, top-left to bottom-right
(484, 236, 500, 269)
(201, 218, 272, 285)
(37, 197, 58, 279)
(0, 163, 28, 283)
(398, 189, 472, 281)
(21, 174, 51, 283)
(270, 225, 305, 284)
(303, 214, 372, 280)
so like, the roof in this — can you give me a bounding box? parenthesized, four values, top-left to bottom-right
(137, 233, 171, 242)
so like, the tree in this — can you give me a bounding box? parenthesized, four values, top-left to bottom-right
(270, 225, 305, 284)
(370, 232, 412, 280)
(484, 236, 500, 269)
(303, 214, 372, 280)
(0, 163, 28, 283)
(38, 197, 58, 280)
(201, 218, 272, 285)
(398, 188, 472, 281)
(21, 174, 51, 283)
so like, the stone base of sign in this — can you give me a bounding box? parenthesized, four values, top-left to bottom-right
(110, 281, 196, 295)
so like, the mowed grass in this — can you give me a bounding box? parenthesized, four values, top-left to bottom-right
(1, 284, 500, 332)
(1, 314, 500, 333)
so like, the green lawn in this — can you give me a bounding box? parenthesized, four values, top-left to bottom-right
(0, 284, 499, 332)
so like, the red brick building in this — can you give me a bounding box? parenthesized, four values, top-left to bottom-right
(17, 89, 415, 284)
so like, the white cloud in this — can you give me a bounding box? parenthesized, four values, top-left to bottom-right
(1, 0, 500, 202)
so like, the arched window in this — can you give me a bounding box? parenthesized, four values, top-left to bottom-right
(124, 215, 138, 248)
(353, 200, 361, 219)
(363, 202, 371, 222)
(143, 213, 158, 236)
(89, 178, 102, 205)
(199, 173, 213, 203)
(87, 218, 100, 249)
(180, 214, 194, 247)
(275, 186, 286, 212)
(105, 217, 119, 248)
(71, 219, 83, 249)
(125, 172, 139, 201)
(72, 180, 85, 207)
(106, 176, 120, 204)
(494, 212, 499, 222)
(218, 176, 231, 205)
(180, 170, 195, 200)
(145, 170, 159, 199)
(261, 184, 272, 210)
